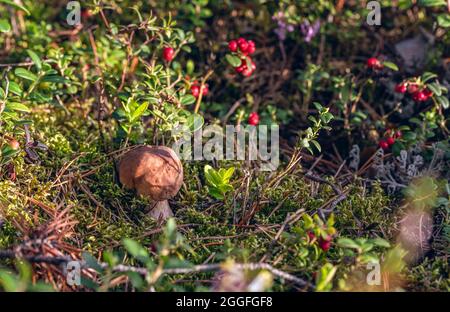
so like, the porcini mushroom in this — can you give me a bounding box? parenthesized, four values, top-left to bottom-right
(118, 145, 183, 220)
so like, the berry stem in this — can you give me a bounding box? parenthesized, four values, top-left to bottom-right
(194, 69, 214, 114)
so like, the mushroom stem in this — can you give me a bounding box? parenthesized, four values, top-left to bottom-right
(148, 200, 173, 221)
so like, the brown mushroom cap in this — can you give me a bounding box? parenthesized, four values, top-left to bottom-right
(118, 146, 183, 201)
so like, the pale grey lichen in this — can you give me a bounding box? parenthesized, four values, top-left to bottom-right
(372, 144, 446, 194)
(348, 144, 360, 171)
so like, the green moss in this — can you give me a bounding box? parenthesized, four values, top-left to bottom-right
(0, 105, 446, 292)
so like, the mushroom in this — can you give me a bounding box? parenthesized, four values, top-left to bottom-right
(118, 145, 183, 220)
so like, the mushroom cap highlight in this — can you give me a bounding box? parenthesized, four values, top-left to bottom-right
(118, 145, 183, 201)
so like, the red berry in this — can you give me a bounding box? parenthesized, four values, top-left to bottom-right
(8, 139, 20, 150)
(318, 237, 332, 252)
(228, 40, 238, 52)
(386, 137, 395, 146)
(413, 91, 427, 102)
(242, 67, 253, 77)
(422, 88, 433, 98)
(162, 47, 174, 62)
(248, 112, 260, 126)
(235, 60, 247, 73)
(379, 140, 389, 150)
(202, 84, 209, 96)
(235, 65, 245, 73)
(395, 83, 407, 94)
(367, 57, 380, 69)
(408, 83, 419, 94)
(246, 40, 256, 55)
(307, 231, 316, 242)
(237, 38, 249, 53)
(81, 9, 93, 19)
(238, 58, 256, 77)
(191, 85, 200, 98)
(395, 130, 402, 139)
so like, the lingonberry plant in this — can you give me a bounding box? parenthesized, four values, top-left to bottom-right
(395, 73, 449, 107)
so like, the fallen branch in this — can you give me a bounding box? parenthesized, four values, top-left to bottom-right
(0, 250, 71, 265)
(0, 61, 34, 67)
(0, 249, 311, 288)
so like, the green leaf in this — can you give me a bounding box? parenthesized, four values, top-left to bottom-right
(1, 145, 19, 159)
(6, 102, 29, 112)
(82, 252, 104, 273)
(315, 263, 337, 292)
(222, 167, 235, 181)
(27, 50, 42, 70)
(29, 91, 52, 103)
(204, 165, 221, 186)
(208, 188, 224, 200)
(0, 0, 30, 15)
(313, 102, 323, 111)
(0, 18, 11, 33)
(391, 141, 405, 155)
(308, 116, 317, 124)
(302, 214, 314, 228)
(245, 56, 252, 69)
(7, 81, 22, 96)
(180, 94, 196, 106)
(122, 238, 149, 263)
(359, 254, 380, 264)
(311, 140, 321, 152)
(181, 45, 191, 53)
(337, 238, 360, 249)
(186, 113, 204, 132)
(360, 244, 374, 253)
(225, 54, 242, 67)
(427, 82, 442, 96)
(14, 68, 37, 82)
(112, 108, 127, 120)
(436, 95, 449, 109)
(0, 271, 19, 292)
(372, 238, 391, 248)
(402, 131, 417, 141)
(382, 61, 399, 71)
(437, 14, 450, 28)
(300, 138, 310, 148)
(165, 218, 177, 238)
(41, 75, 67, 84)
(186, 59, 195, 75)
(126, 272, 145, 289)
(321, 112, 334, 123)
(131, 102, 149, 122)
(418, 0, 446, 6)
(421, 72, 438, 83)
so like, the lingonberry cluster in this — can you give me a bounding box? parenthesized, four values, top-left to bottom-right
(395, 80, 433, 102)
(190, 80, 209, 98)
(228, 38, 256, 77)
(366, 57, 384, 70)
(307, 231, 332, 252)
(248, 112, 260, 126)
(378, 129, 402, 151)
